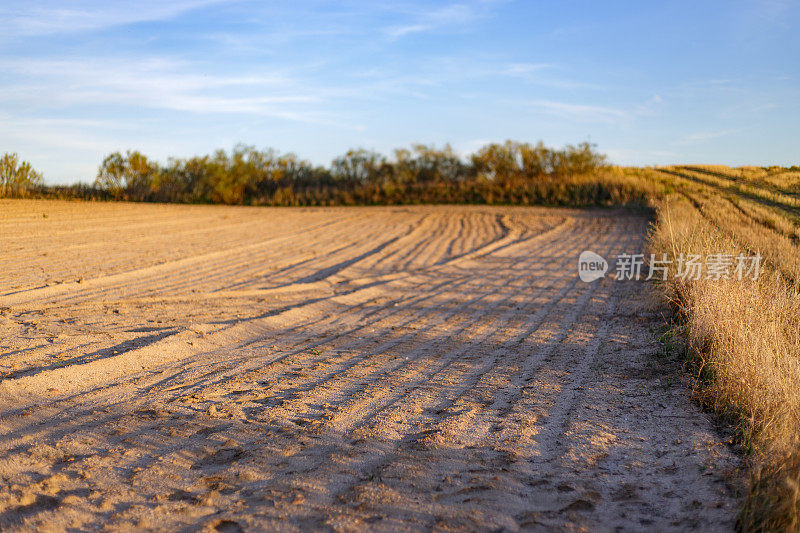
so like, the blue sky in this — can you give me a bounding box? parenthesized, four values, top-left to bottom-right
(1, 1, 798, 184)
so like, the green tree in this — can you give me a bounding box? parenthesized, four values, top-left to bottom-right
(331, 149, 386, 184)
(0, 152, 43, 197)
(95, 152, 127, 198)
(125, 150, 158, 201)
(95, 151, 158, 200)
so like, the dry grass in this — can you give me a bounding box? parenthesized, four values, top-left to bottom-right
(642, 165, 800, 530)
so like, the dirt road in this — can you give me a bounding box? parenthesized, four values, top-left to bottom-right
(0, 201, 739, 531)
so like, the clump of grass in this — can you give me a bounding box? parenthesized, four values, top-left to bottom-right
(740, 450, 800, 531)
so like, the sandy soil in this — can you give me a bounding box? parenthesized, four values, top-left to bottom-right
(0, 200, 740, 531)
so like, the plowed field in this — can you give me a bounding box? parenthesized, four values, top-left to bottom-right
(0, 201, 739, 531)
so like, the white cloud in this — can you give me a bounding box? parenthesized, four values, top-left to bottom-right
(1, 0, 228, 36)
(502, 63, 553, 76)
(0, 57, 343, 125)
(0, 116, 123, 152)
(386, 23, 431, 38)
(384, 2, 491, 39)
(525, 100, 631, 124)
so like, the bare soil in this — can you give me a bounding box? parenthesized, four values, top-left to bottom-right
(0, 201, 740, 531)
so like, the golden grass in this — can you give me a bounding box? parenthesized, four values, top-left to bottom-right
(643, 169, 800, 530)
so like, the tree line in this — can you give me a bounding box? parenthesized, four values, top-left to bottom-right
(1, 141, 654, 206)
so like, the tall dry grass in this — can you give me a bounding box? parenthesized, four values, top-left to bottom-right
(649, 190, 800, 531)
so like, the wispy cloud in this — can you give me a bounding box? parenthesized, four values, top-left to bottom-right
(0, 57, 347, 125)
(340, 58, 574, 101)
(495, 62, 608, 90)
(736, 0, 797, 30)
(0, 116, 125, 152)
(501, 63, 554, 76)
(631, 94, 664, 116)
(386, 23, 430, 38)
(384, 2, 494, 38)
(506, 92, 667, 126)
(1, 0, 227, 36)
(523, 100, 631, 124)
